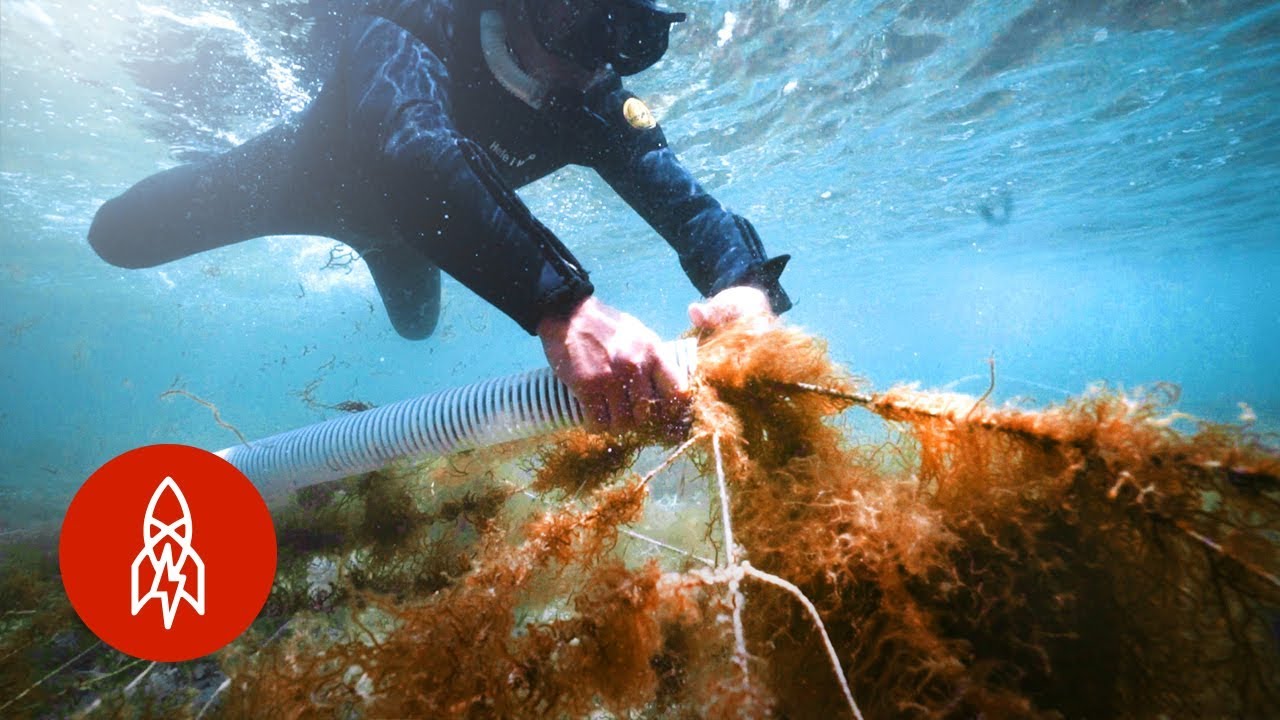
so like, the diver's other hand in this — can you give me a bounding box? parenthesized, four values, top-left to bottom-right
(537, 296, 690, 433)
(688, 285, 774, 332)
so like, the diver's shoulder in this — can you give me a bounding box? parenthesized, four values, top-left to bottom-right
(361, 0, 469, 52)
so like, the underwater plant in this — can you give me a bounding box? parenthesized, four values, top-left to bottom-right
(2, 322, 1277, 718)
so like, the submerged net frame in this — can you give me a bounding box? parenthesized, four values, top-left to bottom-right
(2, 322, 1278, 718)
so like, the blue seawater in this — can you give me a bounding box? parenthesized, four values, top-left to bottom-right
(2, 0, 1277, 529)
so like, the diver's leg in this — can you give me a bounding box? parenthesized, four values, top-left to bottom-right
(359, 240, 442, 340)
(88, 116, 335, 269)
(331, 14, 466, 341)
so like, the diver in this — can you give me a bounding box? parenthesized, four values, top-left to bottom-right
(87, 0, 792, 432)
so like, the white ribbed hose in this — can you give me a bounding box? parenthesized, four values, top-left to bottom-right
(216, 338, 697, 500)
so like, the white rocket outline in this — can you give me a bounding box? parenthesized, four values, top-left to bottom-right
(130, 476, 205, 629)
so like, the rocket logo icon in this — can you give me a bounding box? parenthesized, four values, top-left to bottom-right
(61, 445, 276, 662)
(131, 477, 206, 629)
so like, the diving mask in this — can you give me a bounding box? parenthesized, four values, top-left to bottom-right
(530, 0, 686, 76)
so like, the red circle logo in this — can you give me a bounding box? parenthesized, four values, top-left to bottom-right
(60, 444, 277, 662)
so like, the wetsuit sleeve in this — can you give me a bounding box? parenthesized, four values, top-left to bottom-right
(347, 16, 592, 335)
(584, 91, 792, 314)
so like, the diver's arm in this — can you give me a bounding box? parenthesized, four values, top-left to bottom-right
(588, 95, 793, 315)
(349, 18, 689, 431)
(348, 16, 592, 335)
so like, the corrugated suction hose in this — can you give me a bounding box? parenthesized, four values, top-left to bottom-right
(217, 338, 698, 500)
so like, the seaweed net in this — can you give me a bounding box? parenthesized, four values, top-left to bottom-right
(2, 322, 1278, 718)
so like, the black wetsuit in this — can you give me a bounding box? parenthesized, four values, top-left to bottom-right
(88, 0, 791, 339)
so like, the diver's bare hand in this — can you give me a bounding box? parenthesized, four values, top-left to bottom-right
(537, 296, 690, 433)
(688, 285, 774, 331)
